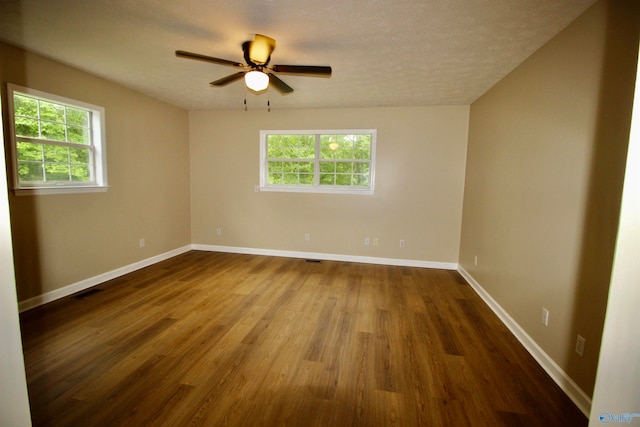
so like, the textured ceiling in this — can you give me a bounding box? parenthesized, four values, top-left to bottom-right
(0, 0, 597, 111)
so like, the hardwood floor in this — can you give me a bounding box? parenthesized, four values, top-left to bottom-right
(20, 251, 587, 426)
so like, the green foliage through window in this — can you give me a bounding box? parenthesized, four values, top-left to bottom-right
(262, 131, 375, 193)
(12, 92, 94, 184)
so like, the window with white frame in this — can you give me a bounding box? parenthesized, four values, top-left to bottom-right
(6, 84, 107, 194)
(259, 130, 376, 194)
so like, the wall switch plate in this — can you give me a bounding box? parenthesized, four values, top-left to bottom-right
(399, 239, 405, 248)
(474, 255, 478, 266)
(216, 228, 222, 236)
(139, 238, 145, 248)
(305, 233, 310, 241)
(541, 308, 549, 326)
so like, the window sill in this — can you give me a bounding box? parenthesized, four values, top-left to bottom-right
(259, 185, 374, 195)
(14, 186, 109, 196)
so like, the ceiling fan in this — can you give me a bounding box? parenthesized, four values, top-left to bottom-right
(175, 34, 332, 94)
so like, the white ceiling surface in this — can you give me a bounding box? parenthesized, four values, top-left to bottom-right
(0, 0, 597, 111)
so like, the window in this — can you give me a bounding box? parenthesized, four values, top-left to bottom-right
(6, 84, 107, 194)
(260, 130, 376, 194)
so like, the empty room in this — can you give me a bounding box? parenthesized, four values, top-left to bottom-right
(1, 0, 639, 426)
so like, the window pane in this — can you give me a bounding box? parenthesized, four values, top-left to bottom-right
(298, 162, 314, 173)
(268, 172, 283, 184)
(267, 139, 283, 158)
(354, 135, 371, 160)
(14, 94, 38, 118)
(320, 135, 354, 159)
(268, 161, 283, 173)
(353, 162, 370, 174)
(336, 162, 353, 173)
(281, 144, 297, 159)
(297, 137, 315, 159)
(319, 162, 335, 173)
(17, 141, 43, 161)
(274, 136, 290, 158)
(282, 161, 299, 173)
(336, 174, 352, 186)
(353, 174, 369, 186)
(319, 174, 335, 185)
(44, 145, 69, 163)
(320, 136, 339, 158)
(45, 163, 70, 181)
(41, 121, 66, 141)
(335, 145, 354, 160)
(283, 173, 299, 184)
(15, 117, 40, 138)
(18, 162, 44, 181)
(299, 173, 314, 185)
(66, 107, 89, 127)
(267, 134, 283, 145)
(40, 101, 65, 122)
(276, 135, 314, 159)
(71, 165, 91, 182)
(267, 160, 313, 186)
(67, 125, 90, 144)
(69, 147, 90, 165)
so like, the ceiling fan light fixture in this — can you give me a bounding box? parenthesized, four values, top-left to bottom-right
(245, 70, 269, 91)
(177, 34, 331, 96)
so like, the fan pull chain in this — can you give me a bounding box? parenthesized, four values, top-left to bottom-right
(267, 89, 271, 112)
(243, 85, 248, 111)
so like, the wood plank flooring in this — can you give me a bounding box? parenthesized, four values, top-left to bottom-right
(20, 251, 587, 426)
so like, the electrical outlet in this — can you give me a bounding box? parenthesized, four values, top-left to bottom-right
(216, 228, 222, 236)
(364, 237, 370, 246)
(541, 308, 549, 326)
(399, 239, 405, 248)
(139, 238, 145, 248)
(373, 238, 379, 246)
(576, 335, 586, 357)
(474, 255, 478, 266)
(305, 233, 310, 241)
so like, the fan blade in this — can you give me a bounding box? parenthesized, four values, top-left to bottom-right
(268, 74, 294, 94)
(271, 65, 332, 76)
(210, 72, 246, 86)
(248, 34, 276, 65)
(176, 50, 244, 68)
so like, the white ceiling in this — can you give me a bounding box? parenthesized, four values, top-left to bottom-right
(0, 0, 597, 111)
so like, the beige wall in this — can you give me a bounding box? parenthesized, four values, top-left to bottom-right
(459, 0, 639, 396)
(190, 106, 469, 263)
(0, 42, 192, 301)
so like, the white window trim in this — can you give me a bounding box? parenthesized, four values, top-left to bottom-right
(6, 83, 108, 195)
(259, 129, 376, 195)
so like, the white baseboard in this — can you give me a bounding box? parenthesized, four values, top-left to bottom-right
(18, 245, 192, 312)
(457, 266, 592, 416)
(191, 244, 458, 270)
(18, 244, 455, 312)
